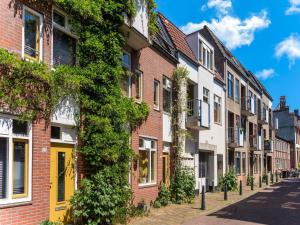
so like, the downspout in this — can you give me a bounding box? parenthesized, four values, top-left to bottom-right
(224, 59, 228, 173)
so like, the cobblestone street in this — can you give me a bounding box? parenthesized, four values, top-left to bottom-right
(129, 179, 300, 225)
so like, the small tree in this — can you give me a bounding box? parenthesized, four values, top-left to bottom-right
(218, 167, 238, 191)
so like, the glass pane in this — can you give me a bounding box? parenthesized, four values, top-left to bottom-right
(163, 89, 171, 113)
(150, 151, 156, 183)
(53, 11, 65, 27)
(122, 52, 131, 68)
(139, 150, 149, 184)
(53, 28, 76, 66)
(135, 73, 141, 100)
(13, 142, 26, 195)
(57, 152, 65, 202)
(25, 10, 39, 58)
(13, 120, 28, 135)
(51, 126, 61, 139)
(0, 138, 8, 199)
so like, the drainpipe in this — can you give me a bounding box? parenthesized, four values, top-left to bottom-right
(224, 59, 228, 173)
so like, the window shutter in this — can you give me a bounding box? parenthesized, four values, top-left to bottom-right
(0, 138, 8, 199)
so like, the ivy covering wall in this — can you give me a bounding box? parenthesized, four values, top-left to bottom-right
(0, 0, 157, 224)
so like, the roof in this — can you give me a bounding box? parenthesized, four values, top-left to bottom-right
(158, 13, 198, 65)
(214, 70, 225, 84)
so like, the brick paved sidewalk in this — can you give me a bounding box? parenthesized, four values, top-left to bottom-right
(127, 182, 281, 225)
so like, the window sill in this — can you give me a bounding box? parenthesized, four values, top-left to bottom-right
(0, 201, 32, 209)
(214, 122, 222, 126)
(153, 107, 160, 112)
(138, 183, 157, 189)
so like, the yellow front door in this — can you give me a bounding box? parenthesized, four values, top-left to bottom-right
(50, 144, 75, 224)
(162, 153, 169, 186)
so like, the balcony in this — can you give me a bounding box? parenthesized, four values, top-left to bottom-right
(258, 108, 269, 125)
(264, 140, 274, 152)
(122, 0, 149, 50)
(249, 134, 258, 150)
(186, 99, 210, 130)
(241, 96, 255, 116)
(227, 127, 244, 148)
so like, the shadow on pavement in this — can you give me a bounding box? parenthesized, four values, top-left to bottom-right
(208, 179, 300, 225)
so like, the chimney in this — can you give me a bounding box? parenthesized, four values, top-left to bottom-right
(295, 109, 299, 116)
(280, 96, 286, 109)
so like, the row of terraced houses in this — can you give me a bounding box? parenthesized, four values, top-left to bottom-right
(0, 1, 299, 224)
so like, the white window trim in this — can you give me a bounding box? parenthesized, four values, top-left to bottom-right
(135, 70, 143, 102)
(50, 124, 77, 145)
(154, 79, 160, 111)
(214, 94, 222, 125)
(163, 77, 172, 114)
(138, 138, 157, 187)
(51, 7, 78, 68)
(0, 115, 32, 206)
(22, 5, 44, 62)
(122, 50, 131, 70)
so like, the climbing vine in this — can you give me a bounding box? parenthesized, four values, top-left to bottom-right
(0, 0, 157, 224)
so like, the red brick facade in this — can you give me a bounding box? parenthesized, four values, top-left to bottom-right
(130, 46, 176, 205)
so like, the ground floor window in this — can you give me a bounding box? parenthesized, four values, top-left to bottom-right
(242, 152, 246, 174)
(199, 152, 208, 178)
(235, 152, 241, 175)
(139, 138, 157, 185)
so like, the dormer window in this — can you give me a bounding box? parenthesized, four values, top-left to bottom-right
(199, 41, 213, 71)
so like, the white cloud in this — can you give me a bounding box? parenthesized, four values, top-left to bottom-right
(202, 0, 232, 16)
(275, 34, 300, 67)
(181, 11, 271, 50)
(256, 68, 275, 80)
(286, 0, 300, 15)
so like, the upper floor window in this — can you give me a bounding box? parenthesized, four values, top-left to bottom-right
(227, 73, 234, 99)
(163, 77, 172, 113)
(23, 8, 43, 61)
(214, 95, 221, 124)
(200, 41, 213, 70)
(235, 79, 240, 103)
(134, 71, 143, 101)
(153, 80, 160, 110)
(122, 51, 131, 70)
(52, 9, 76, 67)
(203, 87, 210, 103)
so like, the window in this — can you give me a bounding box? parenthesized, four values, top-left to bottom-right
(235, 79, 240, 103)
(242, 152, 246, 174)
(53, 9, 76, 67)
(122, 51, 131, 70)
(253, 154, 259, 174)
(200, 42, 213, 70)
(203, 87, 209, 103)
(57, 152, 65, 202)
(199, 152, 208, 178)
(163, 77, 172, 113)
(139, 138, 157, 185)
(227, 73, 234, 99)
(23, 8, 42, 60)
(235, 152, 241, 175)
(51, 126, 61, 139)
(154, 80, 160, 110)
(0, 118, 31, 204)
(134, 72, 143, 101)
(254, 95, 257, 114)
(214, 95, 221, 124)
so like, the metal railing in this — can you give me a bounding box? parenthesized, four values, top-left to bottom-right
(241, 96, 255, 115)
(186, 99, 210, 129)
(228, 127, 244, 146)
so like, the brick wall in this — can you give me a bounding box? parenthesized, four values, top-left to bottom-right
(130, 46, 176, 205)
(0, 1, 52, 224)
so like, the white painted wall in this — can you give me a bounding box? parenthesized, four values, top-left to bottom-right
(51, 97, 78, 126)
(132, 0, 149, 38)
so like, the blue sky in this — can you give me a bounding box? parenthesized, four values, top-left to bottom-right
(156, 0, 300, 110)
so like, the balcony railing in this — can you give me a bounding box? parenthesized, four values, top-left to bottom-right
(228, 127, 244, 148)
(186, 99, 210, 130)
(258, 108, 269, 124)
(241, 96, 255, 116)
(264, 140, 274, 152)
(122, 0, 149, 50)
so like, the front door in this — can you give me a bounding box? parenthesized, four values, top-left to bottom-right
(162, 153, 169, 186)
(50, 144, 75, 224)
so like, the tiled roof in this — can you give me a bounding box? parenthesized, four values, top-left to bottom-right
(158, 13, 198, 64)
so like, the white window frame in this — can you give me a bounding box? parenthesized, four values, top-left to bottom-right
(203, 87, 210, 104)
(122, 51, 131, 70)
(200, 41, 214, 71)
(153, 79, 160, 110)
(214, 94, 221, 124)
(0, 115, 32, 205)
(134, 70, 143, 102)
(138, 137, 157, 186)
(163, 77, 172, 114)
(22, 6, 44, 62)
(51, 7, 78, 68)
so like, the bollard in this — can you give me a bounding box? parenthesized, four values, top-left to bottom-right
(276, 171, 278, 183)
(212, 181, 215, 193)
(266, 174, 269, 185)
(251, 177, 254, 191)
(224, 182, 228, 200)
(239, 180, 243, 195)
(259, 176, 262, 188)
(201, 185, 206, 210)
(271, 173, 274, 184)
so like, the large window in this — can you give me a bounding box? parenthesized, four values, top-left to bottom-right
(203, 87, 210, 103)
(135, 72, 143, 101)
(0, 118, 31, 205)
(163, 77, 172, 113)
(154, 80, 160, 110)
(199, 152, 208, 178)
(120, 51, 131, 97)
(235, 152, 241, 175)
(139, 138, 157, 185)
(242, 152, 246, 174)
(214, 95, 221, 124)
(200, 41, 213, 70)
(227, 73, 234, 99)
(235, 79, 240, 103)
(23, 8, 43, 61)
(52, 9, 77, 67)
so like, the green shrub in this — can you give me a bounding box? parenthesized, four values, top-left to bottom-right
(152, 200, 161, 208)
(218, 168, 238, 191)
(262, 173, 268, 183)
(40, 221, 61, 225)
(247, 174, 255, 186)
(154, 182, 170, 207)
(170, 168, 195, 204)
